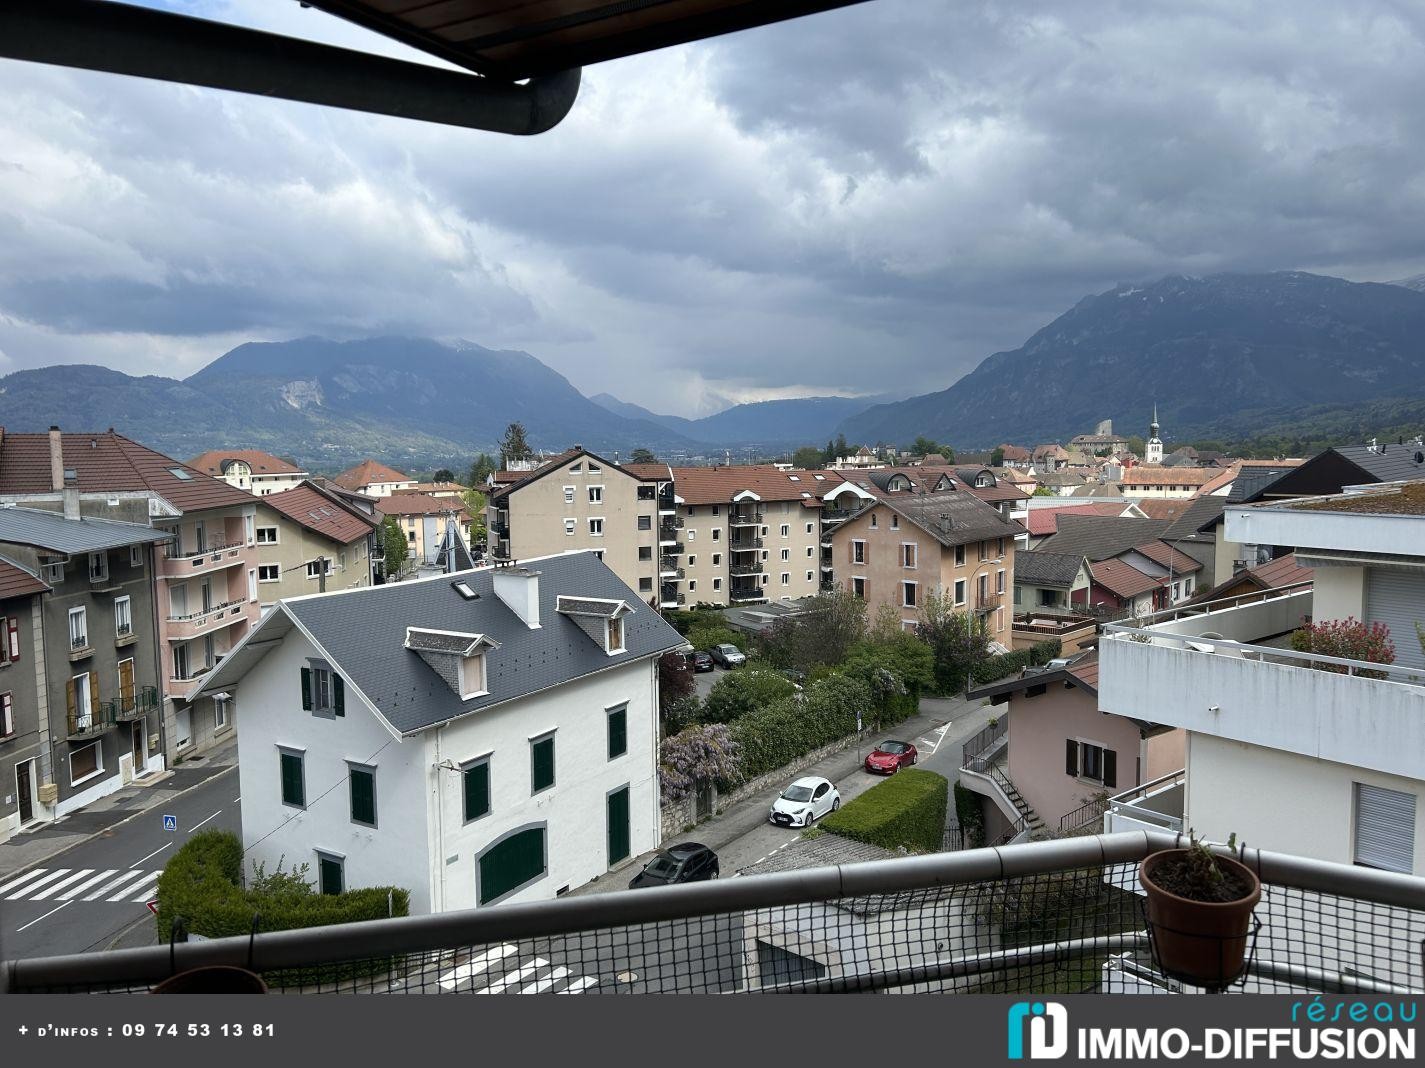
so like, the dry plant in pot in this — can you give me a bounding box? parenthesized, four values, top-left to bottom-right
(1139, 831, 1260, 989)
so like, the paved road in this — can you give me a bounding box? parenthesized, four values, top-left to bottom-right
(0, 767, 240, 962)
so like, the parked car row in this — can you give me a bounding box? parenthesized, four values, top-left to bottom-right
(681, 643, 745, 671)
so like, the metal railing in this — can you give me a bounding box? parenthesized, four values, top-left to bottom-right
(165, 539, 244, 561)
(165, 598, 246, 623)
(729, 507, 765, 525)
(8, 831, 1423, 995)
(115, 685, 161, 720)
(729, 562, 764, 577)
(1104, 770, 1186, 833)
(961, 715, 1008, 770)
(1059, 796, 1111, 833)
(730, 537, 763, 551)
(67, 703, 118, 739)
(1124, 579, 1314, 629)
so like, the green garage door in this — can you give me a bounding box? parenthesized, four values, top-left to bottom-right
(607, 787, 630, 866)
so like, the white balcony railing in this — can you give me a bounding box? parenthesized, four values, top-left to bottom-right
(1104, 770, 1185, 835)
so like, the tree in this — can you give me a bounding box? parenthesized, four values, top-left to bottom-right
(702, 670, 796, 724)
(659, 724, 742, 805)
(467, 452, 497, 487)
(498, 422, 533, 465)
(461, 488, 488, 545)
(629, 448, 658, 465)
(658, 651, 695, 715)
(758, 590, 868, 672)
(432, 468, 455, 483)
(916, 588, 991, 694)
(1033, 485, 1054, 496)
(1125, 435, 1146, 456)
(379, 516, 409, 580)
(990, 447, 1005, 466)
(912, 435, 940, 457)
(792, 445, 824, 470)
(938, 445, 956, 464)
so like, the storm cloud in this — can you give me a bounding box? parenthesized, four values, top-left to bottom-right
(1, 0, 1423, 415)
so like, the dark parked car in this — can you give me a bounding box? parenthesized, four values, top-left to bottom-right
(687, 650, 715, 672)
(628, 843, 720, 888)
(864, 739, 918, 774)
(708, 643, 746, 668)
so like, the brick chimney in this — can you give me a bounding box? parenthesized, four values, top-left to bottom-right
(48, 426, 63, 492)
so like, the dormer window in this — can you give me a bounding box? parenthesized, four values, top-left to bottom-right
(458, 652, 488, 700)
(606, 617, 624, 652)
(556, 596, 632, 656)
(405, 628, 500, 701)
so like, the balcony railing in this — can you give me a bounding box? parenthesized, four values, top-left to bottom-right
(960, 714, 1008, 772)
(729, 537, 762, 551)
(8, 831, 1422, 995)
(166, 598, 246, 624)
(1104, 770, 1185, 835)
(729, 507, 765, 526)
(729, 588, 763, 602)
(659, 564, 685, 579)
(67, 702, 118, 740)
(729, 561, 763, 577)
(819, 506, 860, 523)
(165, 539, 244, 562)
(975, 589, 1003, 611)
(115, 685, 161, 721)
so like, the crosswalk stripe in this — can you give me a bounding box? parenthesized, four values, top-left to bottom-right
(438, 944, 516, 990)
(111, 871, 160, 902)
(558, 976, 599, 994)
(6, 869, 70, 900)
(84, 870, 147, 901)
(29, 869, 94, 901)
(125, 872, 162, 902)
(59, 869, 118, 900)
(0, 869, 52, 896)
(521, 965, 571, 994)
(477, 959, 546, 994)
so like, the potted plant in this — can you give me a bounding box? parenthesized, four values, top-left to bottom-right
(1139, 832, 1260, 988)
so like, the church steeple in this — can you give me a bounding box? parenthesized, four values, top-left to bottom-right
(1146, 404, 1163, 465)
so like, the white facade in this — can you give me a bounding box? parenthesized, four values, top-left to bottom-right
(232, 610, 662, 914)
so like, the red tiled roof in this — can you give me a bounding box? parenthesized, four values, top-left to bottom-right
(0, 429, 253, 514)
(1090, 559, 1162, 599)
(1247, 552, 1313, 590)
(393, 481, 469, 495)
(621, 462, 674, 481)
(670, 465, 847, 505)
(964, 481, 1030, 504)
(188, 449, 304, 477)
(1025, 504, 1122, 536)
(261, 482, 377, 545)
(1067, 654, 1099, 691)
(333, 458, 414, 490)
(377, 492, 471, 519)
(1134, 498, 1194, 522)
(1133, 540, 1203, 574)
(998, 444, 1030, 461)
(0, 557, 49, 600)
(1119, 466, 1217, 487)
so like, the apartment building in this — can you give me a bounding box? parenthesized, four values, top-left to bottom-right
(189, 449, 308, 496)
(200, 553, 683, 913)
(829, 489, 1023, 641)
(253, 481, 378, 615)
(0, 561, 50, 844)
(0, 506, 169, 822)
(1098, 480, 1425, 874)
(333, 459, 418, 498)
(491, 449, 665, 603)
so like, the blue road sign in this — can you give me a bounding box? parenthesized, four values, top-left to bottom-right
(163, 814, 177, 832)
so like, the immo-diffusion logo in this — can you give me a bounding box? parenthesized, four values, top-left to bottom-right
(1008, 1001, 1069, 1060)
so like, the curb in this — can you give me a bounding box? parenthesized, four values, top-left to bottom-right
(0, 762, 239, 881)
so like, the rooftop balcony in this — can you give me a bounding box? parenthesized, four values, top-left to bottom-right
(8, 831, 1421, 996)
(1099, 585, 1425, 781)
(159, 541, 253, 581)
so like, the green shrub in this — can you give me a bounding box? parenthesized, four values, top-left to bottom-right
(663, 608, 727, 636)
(156, 831, 409, 984)
(702, 669, 795, 723)
(970, 639, 1064, 685)
(954, 782, 986, 849)
(822, 769, 948, 853)
(685, 624, 745, 655)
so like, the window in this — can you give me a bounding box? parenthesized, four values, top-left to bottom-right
(997, 569, 1006, 594)
(711, 506, 719, 515)
(806, 546, 814, 557)
(587, 462, 601, 474)
(68, 607, 88, 651)
(69, 741, 101, 784)
(760, 526, 768, 537)
(306, 559, 333, 579)
(279, 749, 306, 807)
(478, 826, 546, 904)
(531, 734, 555, 793)
(761, 573, 769, 586)
(463, 758, 491, 822)
(689, 580, 696, 592)
(687, 554, 696, 566)
(639, 577, 653, 592)
(902, 543, 916, 569)
(637, 515, 651, 530)
(0, 615, 17, 664)
(870, 514, 878, 529)
(606, 616, 624, 652)
(853, 540, 866, 564)
(954, 579, 966, 606)
(0, 692, 11, 737)
(40, 556, 64, 584)
(780, 548, 790, 561)
(300, 663, 345, 717)
(852, 577, 865, 599)
(588, 518, 604, 537)
(1354, 783, 1416, 873)
(806, 570, 813, 581)
(114, 596, 132, 638)
(588, 486, 604, 504)
(638, 546, 652, 560)
(712, 553, 721, 566)
(903, 581, 918, 608)
(246, 568, 257, 601)
(891, 515, 899, 530)
(806, 522, 814, 534)
(608, 704, 628, 759)
(349, 764, 377, 827)
(1014, 585, 1023, 605)
(563, 485, 575, 504)
(458, 653, 487, 699)
(713, 578, 722, 591)
(256, 526, 279, 544)
(317, 852, 344, 896)
(779, 572, 789, 586)
(712, 528, 720, 542)
(214, 695, 229, 731)
(687, 529, 696, 541)
(564, 518, 576, 536)
(244, 514, 255, 544)
(997, 537, 1005, 557)
(780, 524, 789, 538)
(130, 545, 144, 568)
(1066, 740, 1116, 788)
(258, 564, 280, 582)
(89, 552, 108, 583)
(1172, 581, 1181, 600)
(977, 540, 986, 562)
(955, 544, 965, 567)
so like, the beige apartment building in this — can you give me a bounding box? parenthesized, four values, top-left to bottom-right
(491, 448, 666, 604)
(830, 489, 1025, 644)
(253, 481, 379, 615)
(189, 449, 309, 496)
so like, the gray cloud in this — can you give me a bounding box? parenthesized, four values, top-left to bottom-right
(0, 0, 1422, 414)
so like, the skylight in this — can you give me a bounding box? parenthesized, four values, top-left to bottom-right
(788, 475, 800, 481)
(452, 580, 478, 600)
(169, 468, 193, 480)
(813, 474, 826, 480)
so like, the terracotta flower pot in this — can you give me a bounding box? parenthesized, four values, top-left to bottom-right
(1139, 850, 1261, 989)
(151, 966, 268, 994)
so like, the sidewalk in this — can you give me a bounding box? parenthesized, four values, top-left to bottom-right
(567, 695, 977, 896)
(0, 737, 239, 880)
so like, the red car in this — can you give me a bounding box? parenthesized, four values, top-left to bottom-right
(865, 739, 918, 774)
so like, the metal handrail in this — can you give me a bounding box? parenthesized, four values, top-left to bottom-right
(1106, 768, 1185, 809)
(165, 598, 246, 623)
(961, 715, 1008, 764)
(9, 830, 1424, 993)
(1112, 580, 1313, 628)
(166, 539, 244, 561)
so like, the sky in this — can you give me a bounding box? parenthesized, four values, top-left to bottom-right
(1, 1, 1424, 417)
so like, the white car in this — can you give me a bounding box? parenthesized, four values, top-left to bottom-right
(769, 775, 841, 828)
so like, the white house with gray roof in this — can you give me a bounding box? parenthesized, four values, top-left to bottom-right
(199, 551, 683, 914)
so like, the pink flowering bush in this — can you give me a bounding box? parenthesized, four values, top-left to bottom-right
(1290, 617, 1395, 677)
(659, 724, 742, 806)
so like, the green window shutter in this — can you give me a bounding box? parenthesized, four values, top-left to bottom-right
(300, 667, 312, 711)
(350, 768, 375, 825)
(607, 787, 630, 865)
(478, 827, 545, 904)
(280, 752, 304, 806)
(532, 737, 555, 792)
(1103, 749, 1117, 790)
(319, 855, 343, 896)
(333, 673, 345, 717)
(463, 763, 490, 821)
(608, 707, 627, 759)
(1065, 739, 1078, 777)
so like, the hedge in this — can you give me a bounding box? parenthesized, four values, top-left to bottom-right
(156, 831, 410, 984)
(954, 781, 986, 849)
(723, 674, 873, 783)
(701, 669, 796, 724)
(969, 638, 1063, 686)
(822, 769, 948, 853)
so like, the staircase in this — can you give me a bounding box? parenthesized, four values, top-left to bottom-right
(985, 763, 1046, 834)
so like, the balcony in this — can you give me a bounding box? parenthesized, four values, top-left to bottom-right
(67, 702, 119, 741)
(658, 561, 684, 579)
(658, 541, 684, 556)
(1104, 770, 1185, 835)
(819, 506, 860, 523)
(729, 561, 763, 577)
(165, 599, 252, 641)
(729, 587, 764, 603)
(9, 831, 1421, 996)
(114, 685, 161, 722)
(974, 588, 1003, 611)
(168, 664, 215, 702)
(658, 516, 684, 535)
(659, 585, 685, 608)
(159, 541, 252, 581)
(729, 536, 762, 552)
(657, 487, 676, 514)
(1099, 585, 1425, 782)
(729, 506, 764, 526)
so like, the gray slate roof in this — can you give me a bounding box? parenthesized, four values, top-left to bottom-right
(1162, 494, 1226, 538)
(1014, 550, 1087, 589)
(881, 489, 1025, 548)
(1334, 444, 1425, 483)
(272, 552, 683, 734)
(1036, 514, 1171, 561)
(405, 628, 490, 655)
(0, 506, 171, 553)
(1227, 467, 1297, 504)
(556, 596, 625, 618)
